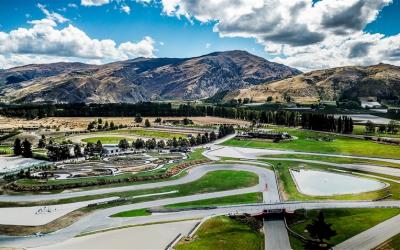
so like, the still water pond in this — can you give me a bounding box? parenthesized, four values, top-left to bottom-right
(290, 169, 387, 196)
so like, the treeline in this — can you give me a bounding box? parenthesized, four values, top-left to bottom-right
(0, 103, 268, 120)
(259, 110, 301, 127)
(301, 113, 353, 133)
(0, 103, 207, 118)
(0, 103, 353, 134)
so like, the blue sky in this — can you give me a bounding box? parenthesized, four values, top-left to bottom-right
(0, 0, 399, 71)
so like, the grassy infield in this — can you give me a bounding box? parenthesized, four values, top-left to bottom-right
(223, 127, 400, 159)
(288, 208, 400, 250)
(175, 216, 264, 250)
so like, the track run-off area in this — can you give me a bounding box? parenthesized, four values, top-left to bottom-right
(1, 143, 400, 249)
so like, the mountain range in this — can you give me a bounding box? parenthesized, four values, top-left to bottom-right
(0, 51, 300, 103)
(0, 51, 399, 104)
(224, 63, 400, 104)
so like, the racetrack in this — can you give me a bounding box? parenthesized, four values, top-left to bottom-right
(1, 142, 400, 249)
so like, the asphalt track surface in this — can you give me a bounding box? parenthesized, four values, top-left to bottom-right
(1, 200, 399, 248)
(0, 163, 272, 203)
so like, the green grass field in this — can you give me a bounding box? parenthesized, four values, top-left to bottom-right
(111, 208, 150, 218)
(353, 125, 400, 138)
(288, 208, 400, 249)
(112, 193, 262, 217)
(82, 136, 131, 144)
(0, 145, 13, 155)
(164, 192, 263, 209)
(110, 129, 188, 139)
(222, 128, 400, 159)
(175, 216, 264, 250)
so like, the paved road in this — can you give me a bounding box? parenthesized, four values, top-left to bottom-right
(248, 161, 292, 250)
(264, 219, 291, 250)
(33, 220, 199, 250)
(1, 200, 399, 248)
(334, 214, 400, 250)
(0, 163, 270, 203)
(206, 145, 400, 164)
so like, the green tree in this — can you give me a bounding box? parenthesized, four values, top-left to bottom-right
(365, 120, 375, 133)
(201, 134, 207, 144)
(305, 211, 336, 249)
(87, 121, 95, 130)
(118, 139, 130, 150)
(378, 124, 387, 133)
(182, 117, 192, 125)
(266, 96, 273, 102)
(95, 140, 103, 154)
(157, 139, 166, 149)
(110, 121, 115, 130)
(387, 120, 399, 134)
(196, 134, 202, 145)
(13, 138, 22, 156)
(179, 137, 189, 147)
(21, 139, 32, 158)
(38, 135, 46, 148)
(144, 119, 151, 127)
(209, 131, 217, 141)
(189, 136, 197, 146)
(74, 144, 82, 157)
(155, 117, 162, 123)
(145, 138, 157, 149)
(135, 113, 143, 123)
(133, 138, 145, 149)
(172, 137, 178, 148)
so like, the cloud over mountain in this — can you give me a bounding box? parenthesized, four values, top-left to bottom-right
(161, 0, 399, 71)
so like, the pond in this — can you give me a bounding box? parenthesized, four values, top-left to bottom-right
(290, 169, 387, 196)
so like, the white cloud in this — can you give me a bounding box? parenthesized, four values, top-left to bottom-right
(81, 0, 110, 7)
(0, 7, 155, 69)
(136, 0, 152, 4)
(160, 0, 398, 71)
(121, 5, 131, 14)
(119, 37, 155, 58)
(37, 3, 69, 23)
(68, 3, 78, 8)
(205, 43, 211, 49)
